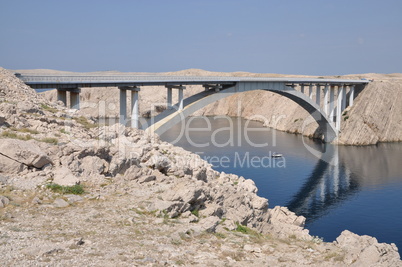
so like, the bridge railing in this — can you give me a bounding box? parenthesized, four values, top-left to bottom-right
(17, 75, 370, 85)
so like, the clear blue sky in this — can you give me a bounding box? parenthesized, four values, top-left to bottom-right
(1, 0, 401, 75)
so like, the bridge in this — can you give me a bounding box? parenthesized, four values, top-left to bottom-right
(17, 74, 369, 142)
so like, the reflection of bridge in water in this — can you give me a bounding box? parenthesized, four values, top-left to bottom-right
(286, 142, 402, 222)
(286, 146, 359, 222)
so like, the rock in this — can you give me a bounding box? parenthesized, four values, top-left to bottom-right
(52, 167, 80, 186)
(269, 206, 305, 227)
(31, 196, 42, 204)
(80, 156, 108, 176)
(0, 154, 24, 173)
(199, 204, 224, 217)
(64, 194, 83, 204)
(150, 200, 190, 218)
(0, 139, 52, 169)
(0, 114, 5, 125)
(251, 196, 268, 210)
(239, 179, 258, 193)
(335, 230, 401, 266)
(138, 175, 156, 184)
(198, 216, 221, 233)
(53, 198, 69, 208)
(16, 101, 41, 114)
(194, 167, 207, 182)
(244, 244, 261, 253)
(0, 196, 10, 208)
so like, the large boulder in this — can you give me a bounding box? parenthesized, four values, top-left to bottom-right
(0, 154, 25, 173)
(52, 167, 80, 186)
(335, 230, 401, 266)
(0, 139, 52, 171)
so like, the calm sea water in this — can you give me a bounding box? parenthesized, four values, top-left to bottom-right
(160, 116, 402, 250)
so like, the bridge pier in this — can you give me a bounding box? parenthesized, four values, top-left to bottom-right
(178, 86, 184, 110)
(336, 85, 344, 131)
(130, 87, 140, 128)
(315, 84, 321, 106)
(119, 88, 127, 125)
(349, 85, 355, 107)
(324, 84, 329, 115)
(166, 85, 185, 111)
(329, 86, 335, 123)
(57, 90, 67, 106)
(167, 87, 173, 109)
(341, 85, 347, 111)
(300, 84, 305, 94)
(70, 88, 81, 110)
(56, 88, 80, 109)
(119, 86, 140, 128)
(309, 84, 314, 99)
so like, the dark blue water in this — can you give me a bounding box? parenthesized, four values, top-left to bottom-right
(160, 116, 402, 250)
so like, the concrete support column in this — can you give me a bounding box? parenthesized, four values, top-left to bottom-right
(349, 85, 355, 107)
(119, 88, 127, 125)
(336, 85, 344, 131)
(57, 90, 67, 107)
(167, 87, 173, 109)
(130, 87, 140, 128)
(341, 84, 346, 111)
(309, 84, 314, 99)
(178, 86, 185, 110)
(70, 88, 81, 110)
(324, 84, 329, 115)
(329, 86, 335, 122)
(315, 84, 321, 106)
(300, 84, 305, 94)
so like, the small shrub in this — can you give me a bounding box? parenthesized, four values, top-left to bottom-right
(343, 116, 349, 121)
(10, 127, 39, 135)
(40, 103, 58, 113)
(60, 128, 70, 135)
(0, 131, 32, 141)
(46, 183, 84, 195)
(235, 222, 260, 237)
(38, 137, 58, 145)
(191, 209, 199, 217)
(73, 116, 97, 129)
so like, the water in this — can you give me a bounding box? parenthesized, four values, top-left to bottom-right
(160, 116, 402, 250)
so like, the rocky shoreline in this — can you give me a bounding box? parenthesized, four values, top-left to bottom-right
(1, 67, 401, 266)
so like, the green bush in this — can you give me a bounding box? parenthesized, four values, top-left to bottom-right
(0, 131, 32, 141)
(46, 183, 84, 195)
(40, 103, 58, 113)
(38, 137, 58, 145)
(73, 116, 97, 129)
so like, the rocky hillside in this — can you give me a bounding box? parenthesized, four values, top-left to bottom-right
(37, 69, 402, 145)
(1, 67, 401, 265)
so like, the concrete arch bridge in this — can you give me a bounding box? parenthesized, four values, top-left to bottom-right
(18, 75, 369, 142)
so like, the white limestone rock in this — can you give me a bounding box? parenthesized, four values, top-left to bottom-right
(0, 139, 52, 169)
(52, 167, 80, 186)
(0, 196, 10, 208)
(335, 230, 401, 267)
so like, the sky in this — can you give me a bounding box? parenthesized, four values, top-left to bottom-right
(0, 0, 401, 75)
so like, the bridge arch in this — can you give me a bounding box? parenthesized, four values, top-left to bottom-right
(143, 82, 338, 142)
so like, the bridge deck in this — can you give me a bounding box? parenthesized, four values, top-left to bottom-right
(17, 74, 369, 89)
